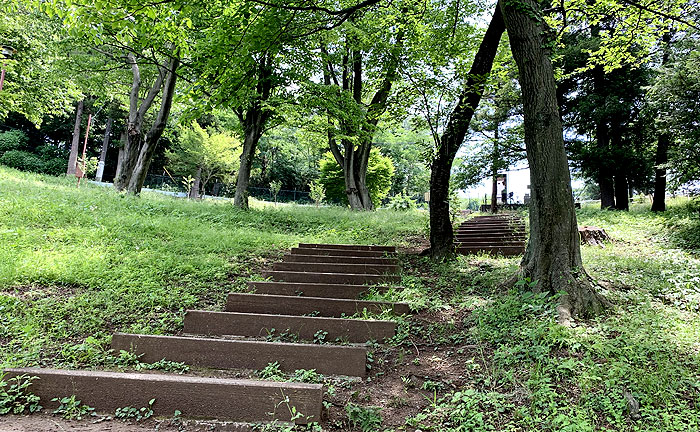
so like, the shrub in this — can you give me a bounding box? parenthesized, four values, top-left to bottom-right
(0, 130, 29, 153)
(388, 191, 417, 211)
(319, 148, 394, 208)
(0, 150, 44, 172)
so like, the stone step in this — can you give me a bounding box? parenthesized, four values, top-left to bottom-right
(226, 292, 410, 317)
(111, 333, 367, 377)
(290, 247, 390, 258)
(2, 368, 322, 424)
(184, 310, 396, 343)
(456, 245, 525, 256)
(248, 281, 395, 299)
(298, 243, 395, 252)
(283, 254, 398, 265)
(273, 262, 399, 275)
(263, 271, 401, 285)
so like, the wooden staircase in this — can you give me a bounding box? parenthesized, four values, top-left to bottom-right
(4, 243, 408, 425)
(455, 215, 526, 256)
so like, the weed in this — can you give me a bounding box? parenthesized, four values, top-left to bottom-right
(51, 395, 94, 419)
(345, 403, 382, 432)
(114, 398, 155, 421)
(0, 374, 42, 415)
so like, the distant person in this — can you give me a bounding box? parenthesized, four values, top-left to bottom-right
(508, 192, 514, 204)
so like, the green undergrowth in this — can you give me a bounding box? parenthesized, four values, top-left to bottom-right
(397, 201, 700, 432)
(0, 167, 426, 369)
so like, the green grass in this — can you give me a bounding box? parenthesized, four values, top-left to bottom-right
(0, 167, 426, 368)
(3, 166, 700, 431)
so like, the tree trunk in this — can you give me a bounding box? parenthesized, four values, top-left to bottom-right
(614, 169, 629, 211)
(428, 4, 505, 258)
(651, 133, 669, 212)
(189, 166, 202, 199)
(490, 131, 500, 213)
(67, 99, 84, 176)
(95, 117, 112, 182)
(599, 173, 616, 209)
(500, 0, 607, 321)
(127, 58, 180, 195)
(591, 54, 615, 210)
(233, 120, 264, 209)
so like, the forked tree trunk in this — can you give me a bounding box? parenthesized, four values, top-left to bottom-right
(127, 58, 179, 194)
(67, 99, 84, 176)
(95, 117, 112, 182)
(428, 4, 505, 258)
(500, 0, 607, 320)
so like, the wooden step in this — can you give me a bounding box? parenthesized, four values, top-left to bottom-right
(290, 247, 390, 258)
(283, 254, 398, 265)
(456, 245, 525, 256)
(184, 311, 396, 343)
(2, 368, 322, 423)
(273, 262, 399, 275)
(298, 243, 395, 252)
(263, 271, 401, 285)
(456, 229, 525, 234)
(248, 281, 395, 299)
(111, 333, 367, 377)
(226, 293, 410, 316)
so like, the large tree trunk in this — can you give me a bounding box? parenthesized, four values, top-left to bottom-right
(651, 133, 669, 212)
(66, 99, 84, 176)
(95, 117, 112, 182)
(500, 0, 607, 320)
(428, 4, 505, 258)
(233, 118, 265, 209)
(651, 31, 672, 213)
(614, 168, 629, 211)
(114, 133, 141, 190)
(232, 56, 274, 209)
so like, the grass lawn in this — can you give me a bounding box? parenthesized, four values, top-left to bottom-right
(1, 166, 700, 431)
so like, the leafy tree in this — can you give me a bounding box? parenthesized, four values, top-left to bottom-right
(166, 121, 240, 199)
(319, 148, 394, 208)
(269, 180, 282, 204)
(309, 180, 326, 207)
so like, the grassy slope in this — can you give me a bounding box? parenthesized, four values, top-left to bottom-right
(0, 167, 426, 368)
(2, 167, 700, 431)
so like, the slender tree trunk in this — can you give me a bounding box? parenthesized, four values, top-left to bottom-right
(428, 4, 505, 258)
(95, 117, 112, 182)
(189, 166, 202, 199)
(500, 0, 607, 320)
(67, 100, 84, 176)
(490, 129, 500, 213)
(651, 133, 669, 211)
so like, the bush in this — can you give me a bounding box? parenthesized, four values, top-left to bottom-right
(388, 191, 417, 211)
(0, 150, 44, 172)
(319, 148, 394, 208)
(0, 130, 29, 153)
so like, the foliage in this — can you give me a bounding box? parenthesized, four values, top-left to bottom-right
(0, 374, 42, 415)
(388, 191, 417, 211)
(309, 180, 325, 207)
(51, 395, 94, 420)
(166, 121, 241, 193)
(114, 398, 155, 421)
(0, 150, 44, 172)
(77, 156, 98, 177)
(0, 130, 29, 152)
(269, 180, 281, 203)
(319, 149, 395, 208)
(345, 403, 382, 432)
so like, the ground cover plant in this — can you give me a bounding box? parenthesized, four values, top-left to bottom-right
(1, 169, 700, 431)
